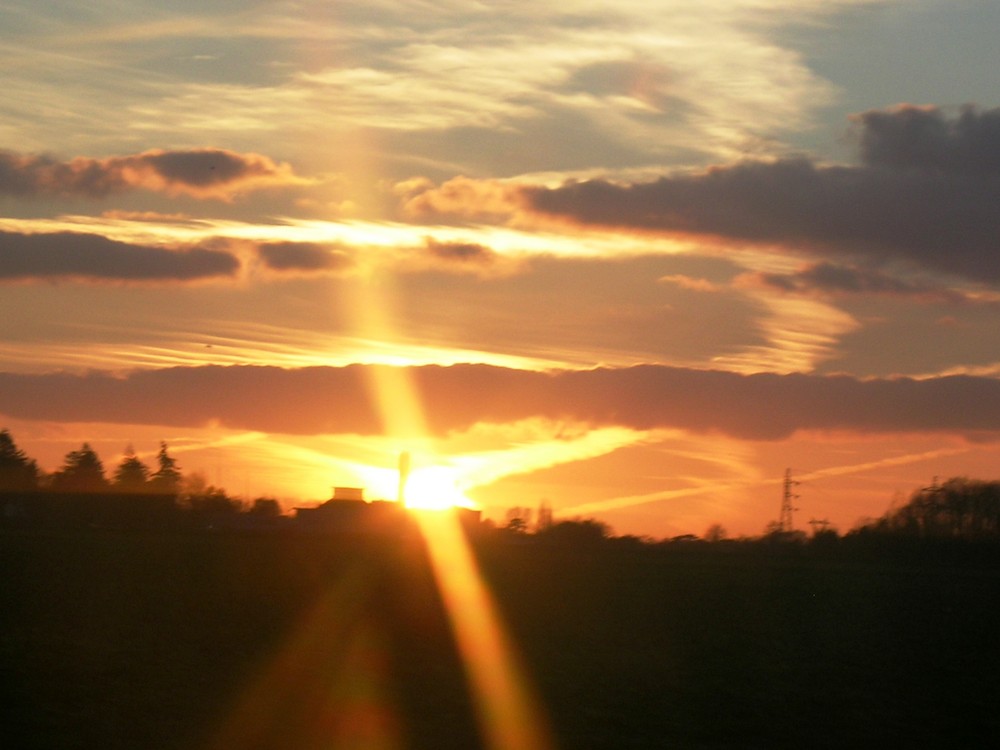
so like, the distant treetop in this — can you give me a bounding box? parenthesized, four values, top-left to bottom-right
(149, 441, 182, 495)
(0, 429, 40, 492)
(51, 443, 109, 493)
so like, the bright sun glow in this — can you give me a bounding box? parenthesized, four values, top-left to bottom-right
(402, 465, 475, 511)
(355, 458, 477, 511)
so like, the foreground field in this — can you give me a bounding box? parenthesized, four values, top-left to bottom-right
(2, 528, 999, 749)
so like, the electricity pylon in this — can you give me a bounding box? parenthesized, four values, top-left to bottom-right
(779, 468, 799, 532)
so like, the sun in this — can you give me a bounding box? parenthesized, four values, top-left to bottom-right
(402, 464, 475, 511)
(352, 454, 477, 511)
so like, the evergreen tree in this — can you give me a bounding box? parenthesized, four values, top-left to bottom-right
(113, 445, 150, 492)
(51, 443, 108, 493)
(149, 441, 181, 495)
(0, 429, 40, 491)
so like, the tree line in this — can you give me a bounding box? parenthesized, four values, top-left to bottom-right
(0, 429, 181, 495)
(0, 428, 281, 529)
(5, 426, 1000, 543)
(854, 476, 1000, 540)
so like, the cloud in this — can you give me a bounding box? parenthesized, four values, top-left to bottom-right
(411, 105, 1000, 284)
(414, 237, 519, 277)
(423, 238, 495, 264)
(1, 363, 999, 442)
(255, 242, 354, 273)
(0, 148, 304, 200)
(249, 237, 506, 278)
(857, 104, 1000, 175)
(398, 176, 527, 222)
(658, 274, 723, 293)
(0, 230, 239, 282)
(25, 0, 870, 182)
(742, 262, 968, 303)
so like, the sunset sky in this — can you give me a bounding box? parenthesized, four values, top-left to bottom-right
(3, 0, 1000, 538)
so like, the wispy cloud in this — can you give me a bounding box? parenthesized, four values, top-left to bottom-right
(0, 1, 887, 177)
(710, 292, 859, 374)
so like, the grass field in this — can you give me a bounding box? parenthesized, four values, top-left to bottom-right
(2, 528, 999, 749)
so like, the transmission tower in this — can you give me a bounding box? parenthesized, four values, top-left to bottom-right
(779, 468, 799, 532)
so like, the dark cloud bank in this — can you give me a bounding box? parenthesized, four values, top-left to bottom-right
(0, 231, 239, 281)
(747, 261, 967, 303)
(1, 364, 998, 441)
(0, 234, 365, 283)
(0, 148, 299, 199)
(520, 105, 1000, 283)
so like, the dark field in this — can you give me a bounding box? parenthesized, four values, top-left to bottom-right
(2, 529, 999, 749)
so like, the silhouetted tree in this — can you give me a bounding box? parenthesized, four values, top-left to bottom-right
(505, 506, 533, 533)
(181, 470, 210, 499)
(535, 500, 553, 532)
(248, 497, 281, 520)
(50, 443, 108, 493)
(0, 429, 40, 491)
(113, 445, 150, 492)
(537, 518, 611, 546)
(762, 520, 782, 536)
(810, 526, 840, 548)
(762, 520, 807, 544)
(870, 477, 1000, 539)
(187, 485, 242, 527)
(149, 441, 181, 495)
(704, 523, 727, 542)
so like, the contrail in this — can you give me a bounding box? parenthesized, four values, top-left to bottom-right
(793, 447, 967, 482)
(136, 431, 267, 457)
(560, 446, 969, 516)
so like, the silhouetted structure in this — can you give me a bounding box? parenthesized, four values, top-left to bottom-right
(778, 468, 799, 533)
(398, 451, 411, 505)
(294, 487, 407, 534)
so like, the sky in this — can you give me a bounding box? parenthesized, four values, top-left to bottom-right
(2, 0, 1000, 538)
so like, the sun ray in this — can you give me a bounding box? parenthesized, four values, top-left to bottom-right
(413, 509, 555, 750)
(334, 196, 554, 747)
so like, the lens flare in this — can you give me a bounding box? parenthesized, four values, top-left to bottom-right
(336, 199, 553, 748)
(413, 509, 555, 750)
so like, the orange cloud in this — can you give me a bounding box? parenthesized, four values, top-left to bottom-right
(396, 176, 526, 222)
(658, 274, 722, 293)
(2, 364, 1000, 442)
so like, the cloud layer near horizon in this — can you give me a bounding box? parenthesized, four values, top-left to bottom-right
(1, 364, 998, 441)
